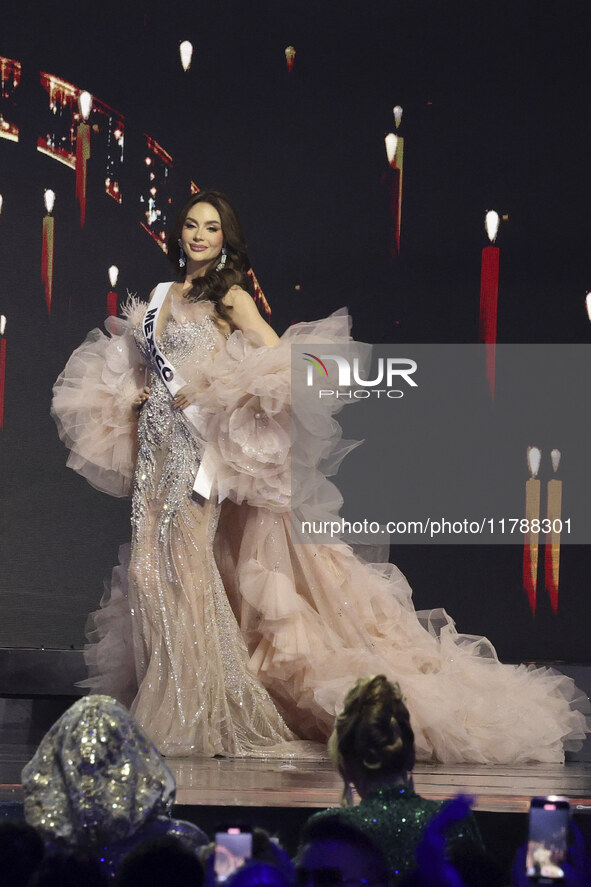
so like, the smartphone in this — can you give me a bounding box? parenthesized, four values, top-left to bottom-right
(214, 826, 253, 882)
(526, 796, 570, 883)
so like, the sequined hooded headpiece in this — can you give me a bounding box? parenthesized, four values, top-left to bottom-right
(22, 695, 175, 847)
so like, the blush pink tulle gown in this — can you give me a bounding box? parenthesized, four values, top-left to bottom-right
(51, 286, 589, 761)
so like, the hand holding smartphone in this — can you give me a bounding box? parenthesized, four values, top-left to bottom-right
(526, 797, 570, 884)
(214, 826, 253, 882)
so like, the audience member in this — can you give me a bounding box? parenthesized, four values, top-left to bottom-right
(28, 848, 108, 887)
(226, 861, 293, 887)
(297, 818, 390, 887)
(116, 835, 204, 887)
(301, 676, 482, 883)
(21, 695, 208, 879)
(0, 820, 44, 887)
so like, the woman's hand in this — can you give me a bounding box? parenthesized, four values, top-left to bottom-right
(173, 382, 200, 410)
(132, 386, 150, 412)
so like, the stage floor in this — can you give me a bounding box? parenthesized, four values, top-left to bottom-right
(2, 743, 591, 814)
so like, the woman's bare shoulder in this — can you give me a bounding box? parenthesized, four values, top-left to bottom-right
(221, 285, 253, 308)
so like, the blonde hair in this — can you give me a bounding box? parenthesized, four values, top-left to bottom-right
(330, 675, 415, 777)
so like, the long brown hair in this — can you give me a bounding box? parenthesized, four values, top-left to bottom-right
(167, 190, 251, 319)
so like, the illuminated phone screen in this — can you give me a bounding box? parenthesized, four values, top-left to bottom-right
(526, 800, 569, 883)
(214, 829, 253, 882)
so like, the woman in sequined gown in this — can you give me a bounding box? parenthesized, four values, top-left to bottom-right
(52, 191, 589, 763)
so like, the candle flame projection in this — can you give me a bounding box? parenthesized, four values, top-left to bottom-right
(523, 446, 541, 615)
(393, 105, 403, 129)
(0, 194, 3, 215)
(41, 189, 56, 313)
(479, 210, 501, 399)
(0, 315, 6, 430)
(179, 41, 194, 72)
(75, 91, 93, 227)
(586, 292, 591, 322)
(544, 448, 562, 614)
(285, 46, 296, 72)
(0, 56, 22, 142)
(384, 118, 404, 257)
(107, 265, 119, 317)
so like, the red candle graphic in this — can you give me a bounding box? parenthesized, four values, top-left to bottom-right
(523, 445, 541, 615)
(41, 189, 55, 313)
(544, 448, 562, 614)
(479, 210, 500, 399)
(75, 91, 92, 227)
(385, 111, 404, 257)
(0, 315, 6, 430)
(179, 41, 193, 72)
(285, 46, 296, 72)
(106, 265, 119, 317)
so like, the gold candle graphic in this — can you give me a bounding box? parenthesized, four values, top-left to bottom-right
(75, 91, 92, 227)
(41, 189, 55, 313)
(523, 445, 541, 615)
(106, 265, 119, 317)
(385, 106, 404, 257)
(544, 448, 562, 614)
(179, 40, 194, 72)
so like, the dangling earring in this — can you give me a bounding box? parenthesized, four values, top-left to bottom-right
(216, 246, 227, 271)
(178, 238, 186, 269)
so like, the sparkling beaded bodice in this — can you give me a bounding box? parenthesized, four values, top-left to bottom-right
(133, 312, 219, 369)
(131, 314, 219, 540)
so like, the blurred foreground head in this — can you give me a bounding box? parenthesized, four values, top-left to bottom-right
(329, 675, 415, 794)
(21, 694, 175, 847)
(298, 819, 390, 887)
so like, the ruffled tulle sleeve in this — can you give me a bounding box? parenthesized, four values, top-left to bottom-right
(51, 299, 147, 497)
(193, 308, 367, 513)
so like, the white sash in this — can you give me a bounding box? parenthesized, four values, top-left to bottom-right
(143, 282, 216, 498)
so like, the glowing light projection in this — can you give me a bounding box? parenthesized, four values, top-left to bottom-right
(586, 293, 591, 322)
(384, 124, 404, 256)
(41, 190, 56, 313)
(105, 113, 125, 204)
(38, 73, 125, 202)
(393, 105, 403, 129)
(523, 446, 542, 615)
(107, 265, 119, 317)
(0, 56, 21, 142)
(545, 448, 562, 614)
(140, 135, 173, 252)
(285, 46, 296, 72)
(0, 194, 3, 215)
(180, 41, 194, 72)
(38, 73, 78, 167)
(485, 210, 500, 242)
(479, 210, 501, 399)
(76, 92, 93, 226)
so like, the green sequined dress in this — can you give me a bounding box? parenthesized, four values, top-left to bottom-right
(305, 784, 483, 883)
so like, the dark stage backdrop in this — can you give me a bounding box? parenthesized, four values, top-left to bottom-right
(0, 0, 590, 660)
